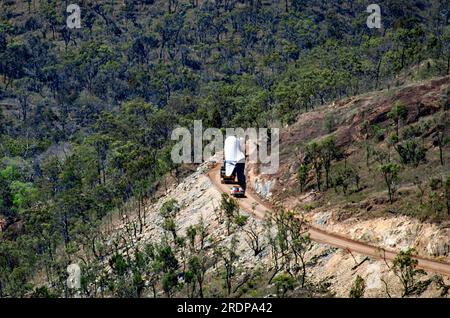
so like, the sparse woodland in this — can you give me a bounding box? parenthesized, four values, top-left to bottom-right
(0, 0, 449, 297)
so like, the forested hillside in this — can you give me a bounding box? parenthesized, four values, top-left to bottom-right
(0, 0, 449, 297)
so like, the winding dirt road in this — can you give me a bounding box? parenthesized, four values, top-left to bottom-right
(207, 164, 450, 277)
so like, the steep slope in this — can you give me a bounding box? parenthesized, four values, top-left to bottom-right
(208, 164, 450, 276)
(248, 76, 450, 262)
(96, 153, 449, 298)
(86, 76, 450, 298)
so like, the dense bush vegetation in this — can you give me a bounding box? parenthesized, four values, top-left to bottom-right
(0, 0, 449, 297)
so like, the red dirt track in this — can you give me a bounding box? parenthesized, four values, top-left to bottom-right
(207, 164, 450, 277)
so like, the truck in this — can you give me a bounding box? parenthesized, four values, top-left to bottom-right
(222, 136, 246, 197)
(220, 164, 236, 184)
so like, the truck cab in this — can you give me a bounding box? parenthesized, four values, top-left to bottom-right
(220, 164, 236, 184)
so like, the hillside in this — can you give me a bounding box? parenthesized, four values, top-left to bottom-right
(69, 155, 449, 298)
(0, 0, 449, 298)
(58, 76, 450, 298)
(253, 76, 450, 223)
(249, 76, 450, 259)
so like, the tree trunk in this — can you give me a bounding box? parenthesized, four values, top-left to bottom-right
(325, 166, 330, 189)
(385, 175, 393, 204)
(375, 56, 383, 89)
(198, 279, 204, 298)
(447, 55, 450, 75)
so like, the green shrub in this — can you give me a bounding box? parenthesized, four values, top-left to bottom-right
(395, 139, 427, 166)
(234, 215, 249, 227)
(160, 199, 179, 218)
(273, 273, 295, 298)
(349, 275, 365, 298)
(324, 112, 337, 133)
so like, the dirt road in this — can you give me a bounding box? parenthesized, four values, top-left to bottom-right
(207, 164, 450, 277)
